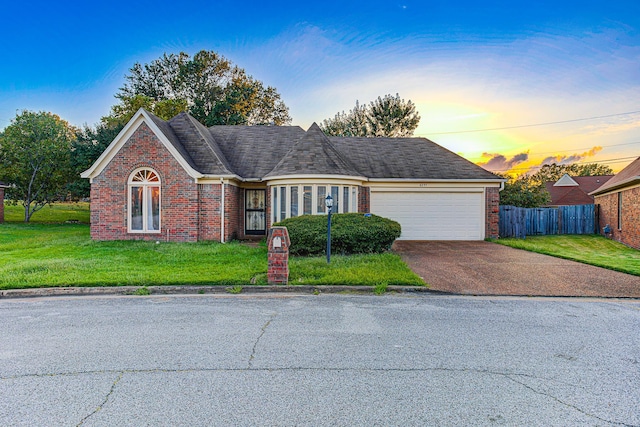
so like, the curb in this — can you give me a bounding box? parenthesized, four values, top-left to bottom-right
(0, 285, 437, 299)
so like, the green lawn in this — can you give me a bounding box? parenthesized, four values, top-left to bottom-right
(495, 235, 640, 276)
(0, 204, 424, 289)
(4, 201, 90, 223)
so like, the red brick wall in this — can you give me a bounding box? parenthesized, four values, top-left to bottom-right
(596, 186, 640, 249)
(0, 188, 4, 223)
(197, 183, 221, 241)
(225, 183, 241, 241)
(358, 186, 370, 212)
(485, 187, 500, 239)
(90, 122, 200, 242)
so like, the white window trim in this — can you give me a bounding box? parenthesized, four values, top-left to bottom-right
(271, 184, 358, 222)
(127, 167, 162, 234)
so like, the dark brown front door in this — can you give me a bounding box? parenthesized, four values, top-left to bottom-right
(245, 189, 266, 235)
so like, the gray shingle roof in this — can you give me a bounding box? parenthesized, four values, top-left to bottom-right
(264, 123, 362, 178)
(329, 136, 500, 180)
(148, 110, 500, 181)
(591, 156, 640, 195)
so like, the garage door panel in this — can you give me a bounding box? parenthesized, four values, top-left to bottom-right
(370, 192, 484, 240)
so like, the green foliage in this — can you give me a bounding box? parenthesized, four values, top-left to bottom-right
(373, 283, 388, 295)
(226, 285, 243, 294)
(67, 123, 124, 199)
(529, 163, 614, 185)
(275, 213, 401, 256)
(112, 50, 291, 127)
(497, 173, 550, 208)
(497, 162, 613, 208)
(320, 93, 420, 137)
(0, 111, 77, 221)
(133, 286, 151, 295)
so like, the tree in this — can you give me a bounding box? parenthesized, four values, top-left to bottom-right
(320, 93, 420, 137)
(0, 111, 76, 221)
(497, 173, 551, 208)
(66, 122, 123, 199)
(111, 50, 291, 127)
(530, 163, 614, 185)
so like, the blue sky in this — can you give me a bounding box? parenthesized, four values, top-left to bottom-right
(1, 0, 638, 173)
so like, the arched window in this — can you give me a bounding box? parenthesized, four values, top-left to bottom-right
(128, 168, 161, 233)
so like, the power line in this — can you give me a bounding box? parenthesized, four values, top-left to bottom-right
(423, 110, 640, 135)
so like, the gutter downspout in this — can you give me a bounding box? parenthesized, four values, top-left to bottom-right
(220, 177, 225, 243)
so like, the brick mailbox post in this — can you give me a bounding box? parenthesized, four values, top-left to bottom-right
(267, 226, 291, 285)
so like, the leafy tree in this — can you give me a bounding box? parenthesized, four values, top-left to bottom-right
(320, 93, 420, 137)
(112, 50, 291, 127)
(530, 163, 614, 185)
(0, 111, 76, 221)
(66, 123, 123, 199)
(497, 173, 551, 208)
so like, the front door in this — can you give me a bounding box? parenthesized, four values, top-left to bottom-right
(245, 189, 266, 235)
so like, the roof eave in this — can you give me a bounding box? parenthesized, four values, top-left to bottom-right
(591, 176, 640, 196)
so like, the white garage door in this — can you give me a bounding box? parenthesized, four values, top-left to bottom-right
(370, 191, 484, 240)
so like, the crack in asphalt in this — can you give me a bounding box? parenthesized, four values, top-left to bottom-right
(247, 312, 277, 368)
(1, 366, 635, 426)
(76, 371, 123, 426)
(504, 374, 634, 427)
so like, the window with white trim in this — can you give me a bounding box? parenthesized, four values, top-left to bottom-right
(128, 168, 161, 233)
(272, 184, 358, 223)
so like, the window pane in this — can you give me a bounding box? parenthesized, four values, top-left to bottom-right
(290, 186, 298, 217)
(148, 186, 160, 231)
(343, 187, 350, 212)
(303, 186, 312, 215)
(280, 186, 287, 220)
(352, 187, 357, 212)
(331, 186, 339, 212)
(273, 187, 278, 223)
(317, 186, 326, 214)
(131, 187, 143, 230)
(246, 190, 265, 210)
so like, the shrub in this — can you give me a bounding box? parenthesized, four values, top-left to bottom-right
(275, 213, 401, 256)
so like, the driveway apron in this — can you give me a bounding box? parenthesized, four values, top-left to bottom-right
(393, 241, 640, 297)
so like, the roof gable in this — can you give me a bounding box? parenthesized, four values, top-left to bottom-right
(81, 109, 204, 181)
(554, 174, 578, 186)
(592, 157, 640, 195)
(264, 123, 363, 179)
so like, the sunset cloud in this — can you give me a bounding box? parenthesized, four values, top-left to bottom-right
(477, 152, 529, 173)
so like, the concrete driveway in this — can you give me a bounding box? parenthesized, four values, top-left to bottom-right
(393, 240, 640, 298)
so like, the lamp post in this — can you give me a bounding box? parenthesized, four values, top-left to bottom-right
(325, 194, 333, 264)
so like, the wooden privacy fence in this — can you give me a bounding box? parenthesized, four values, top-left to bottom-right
(499, 204, 596, 238)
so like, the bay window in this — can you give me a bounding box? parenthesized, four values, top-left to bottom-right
(271, 184, 358, 223)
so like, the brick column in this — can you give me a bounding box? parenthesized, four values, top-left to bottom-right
(267, 226, 290, 285)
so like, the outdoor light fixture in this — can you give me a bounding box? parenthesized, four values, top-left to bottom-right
(325, 194, 333, 263)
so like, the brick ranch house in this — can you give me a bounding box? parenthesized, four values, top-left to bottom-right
(591, 156, 640, 249)
(81, 109, 504, 242)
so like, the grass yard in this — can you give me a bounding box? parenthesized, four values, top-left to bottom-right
(0, 202, 425, 289)
(3, 201, 90, 223)
(495, 235, 640, 276)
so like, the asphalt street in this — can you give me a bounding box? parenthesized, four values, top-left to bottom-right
(0, 294, 638, 426)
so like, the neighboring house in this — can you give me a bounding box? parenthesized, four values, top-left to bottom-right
(0, 181, 7, 223)
(591, 156, 640, 249)
(81, 109, 504, 242)
(544, 174, 613, 207)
